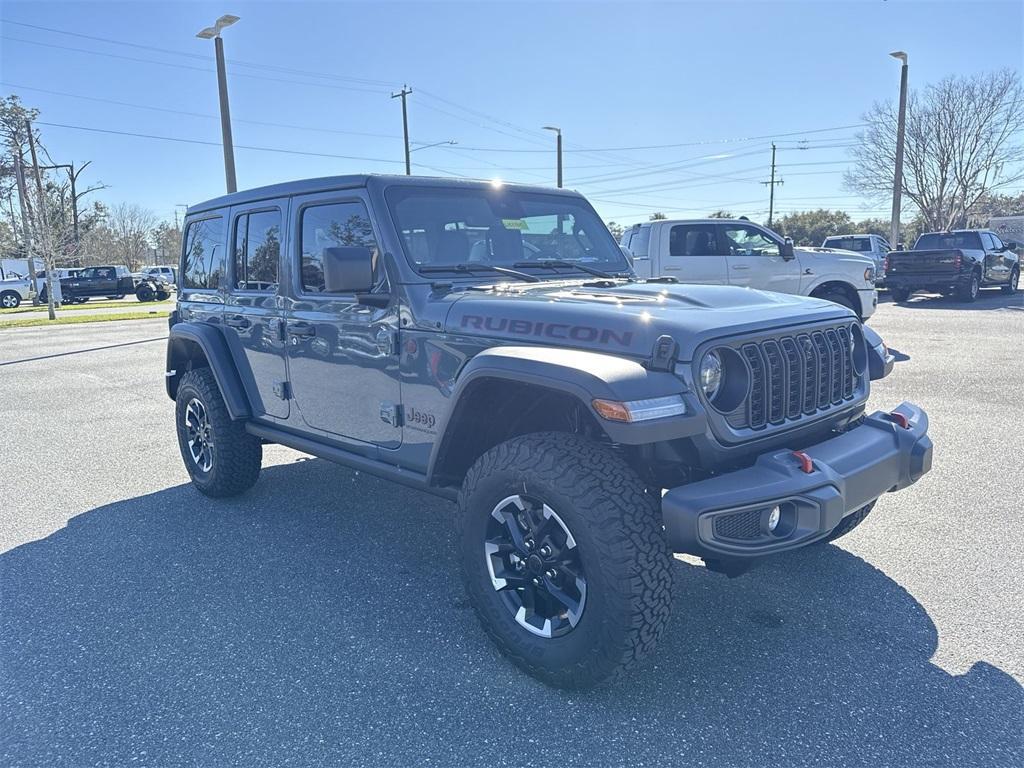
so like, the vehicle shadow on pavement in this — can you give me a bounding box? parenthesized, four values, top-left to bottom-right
(879, 291, 1024, 311)
(2, 459, 1021, 768)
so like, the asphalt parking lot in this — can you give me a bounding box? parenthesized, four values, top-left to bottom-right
(1, 291, 1022, 768)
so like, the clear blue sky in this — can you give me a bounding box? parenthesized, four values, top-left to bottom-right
(2, 0, 1021, 227)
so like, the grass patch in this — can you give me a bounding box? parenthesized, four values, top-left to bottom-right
(5, 298, 172, 314)
(0, 310, 170, 329)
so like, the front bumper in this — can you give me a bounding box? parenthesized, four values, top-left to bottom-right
(662, 402, 932, 559)
(857, 288, 878, 319)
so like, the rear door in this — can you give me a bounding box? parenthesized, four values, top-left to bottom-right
(284, 191, 401, 448)
(223, 200, 290, 419)
(659, 223, 728, 284)
(622, 225, 652, 278)
(718, 222, 801, 294)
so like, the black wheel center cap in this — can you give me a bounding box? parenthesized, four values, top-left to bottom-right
(526, 554, 544, 574)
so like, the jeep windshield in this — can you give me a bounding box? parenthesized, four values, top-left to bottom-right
(386, 186, 631, 278)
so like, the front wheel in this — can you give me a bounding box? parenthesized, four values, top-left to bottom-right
(136, 284, 155, 302)
(1, 291, 21, 309)
(889, 286, 912, 302)
(175, 368, 262, 497)
(456, 432, 673, 688)
(1001, 267, 1019, 295)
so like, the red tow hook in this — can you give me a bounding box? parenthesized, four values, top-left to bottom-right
(792, 450, 814, 474)
(886, 411, 911, 429)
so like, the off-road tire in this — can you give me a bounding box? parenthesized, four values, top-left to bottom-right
(889, 286, 912, 302)
(175, 368, 262, 497)
(456, 432, 673, 688)
(1, 291, 21, 309)
(136, 284, 155, 302)
(156, 290, 171, 301)
(1001, 267, 1019, 295)
(956, 271, 980, 303)
(822, 501, 875, 543)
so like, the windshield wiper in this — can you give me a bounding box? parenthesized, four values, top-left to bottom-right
(512, 259, 625, 280)
(419, 263, 540, 283)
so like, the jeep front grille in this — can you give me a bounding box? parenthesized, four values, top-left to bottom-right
(723, 323, 861, 431)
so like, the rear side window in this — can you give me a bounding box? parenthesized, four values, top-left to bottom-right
(823, 237, 871, 252)
(233, 210, 281, 291)
(669, 224, 718, 256)
(182, 216, 225, 290)
(624, 225, 650, 258)
(299, 201, 382, 293)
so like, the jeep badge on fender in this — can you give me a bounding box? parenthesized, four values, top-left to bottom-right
(165, 175, 932, 688)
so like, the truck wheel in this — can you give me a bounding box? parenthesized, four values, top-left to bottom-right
(175, 368, 262, 497)
(1001, 267, 1019, 295)
(889, 286, 912, 302)
(1, 291, 21, 309)
(136, 284, 155, 302)
(156, 290, 170, 301)
(456, 432, 673, 688)
(816, 287, 856, 314)
(822, 501, 876, 543)
(956, 272, 980, 302)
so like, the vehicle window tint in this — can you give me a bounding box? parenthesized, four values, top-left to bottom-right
(721, 224, 779, 257)
(990, 233, 1005, 249)
(182, 216, 226, 290)
(300, 201, 382, 293)
(233, 210, 281, 291)
(914, 232, 982, 250)
(669, 224, 718, 257)
(626, 226, 650, 258)
(823, 237, 870, 252)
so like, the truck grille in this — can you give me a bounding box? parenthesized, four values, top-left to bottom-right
(727, 323, 859, 430)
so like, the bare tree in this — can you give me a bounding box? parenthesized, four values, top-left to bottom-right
(846, 69, 1024, 231)
(108, 202, 157, 271)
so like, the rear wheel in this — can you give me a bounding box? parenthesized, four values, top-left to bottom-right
(815, 287, 857, 314)
(136, 284, 155, 302)
(889, 286, 912, 302)
(955, 272, 980, 302)
(1002, 267, 1019, 295)
(1, 291, 21, 309)
(456, 432, 673, 688)
(175, 368, 262, 497)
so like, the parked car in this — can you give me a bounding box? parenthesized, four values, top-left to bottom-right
(621, 219, 878, 320)
(165, 174, 932, 688)
(821, 234, 891, 286)
(142, 265, 178, 286)
(884, 229, 1020, 302)
(0, 274, 33, 309)
(53, 265, 170, 303)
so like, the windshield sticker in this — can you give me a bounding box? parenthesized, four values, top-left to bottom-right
(501, 219, 528, 230)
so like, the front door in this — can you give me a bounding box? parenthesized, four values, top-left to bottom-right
(223, 200, 290, 419)
(659, 222, 729, 283)
(285, 193, 401, 448)
(718, 222, 801, 294)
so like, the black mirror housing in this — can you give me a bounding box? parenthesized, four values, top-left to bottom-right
(780, 239, 795, 260)
(323, 246, 374, 293)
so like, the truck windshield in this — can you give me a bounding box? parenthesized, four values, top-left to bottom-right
(914, 232, 982, 250)
(823, 237, 871, 252)
(386, 186, 630, 276)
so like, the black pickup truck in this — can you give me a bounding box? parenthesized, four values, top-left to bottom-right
(884, 229, 1020, 302)
(57, 265, 171, 304)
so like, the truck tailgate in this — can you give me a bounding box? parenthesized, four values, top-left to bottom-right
(886, 249, 961, 277)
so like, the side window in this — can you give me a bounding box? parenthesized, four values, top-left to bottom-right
(299, 201, 382, 293)
(626, 226, 650, 258)
(721, 224, 780, 257)
(988, 233, 1004, 250)
(233, 210, 281, 291)
(182, 216, 226, 290)
(669, 224, 718, 257)
(97, 268, 114, 279)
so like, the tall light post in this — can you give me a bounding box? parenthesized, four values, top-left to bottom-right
(542, 126, 562, 188)
(197, 14, 240, 193)
(889, 51, 909, 249)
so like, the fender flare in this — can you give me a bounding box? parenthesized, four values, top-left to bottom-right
(166, 322, 251, 419)
(426, 345, 703, 484)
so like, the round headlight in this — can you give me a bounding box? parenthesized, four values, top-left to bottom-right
(699, 350, 723, 400)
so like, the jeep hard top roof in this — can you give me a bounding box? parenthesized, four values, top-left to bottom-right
(187, 174, 580, 216)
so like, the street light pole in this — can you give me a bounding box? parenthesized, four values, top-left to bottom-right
(542, 126, 562, 188)
(197, 14, 240, 193)
(889, 51, 909, 249)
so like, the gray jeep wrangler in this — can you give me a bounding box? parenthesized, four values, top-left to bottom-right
(165, 175, 933, 687)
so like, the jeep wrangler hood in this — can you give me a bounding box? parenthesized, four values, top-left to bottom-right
(442, 281, 853, 361)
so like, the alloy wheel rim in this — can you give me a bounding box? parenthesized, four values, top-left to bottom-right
(484, 494, 587, 638)
(972, 277, 979, 298)
(184, 398, 214, 472)
(2, 296, 15, 307)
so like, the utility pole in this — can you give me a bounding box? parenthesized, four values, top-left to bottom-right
(890, 51, 909, 249)
(196, 14, 240, 193)
(11, 152, 41, 305)
(542, 126, 563, 188)
(761, 143, 784, 228)
(392, 86, 413, 175)
(25, 119, 57, 320)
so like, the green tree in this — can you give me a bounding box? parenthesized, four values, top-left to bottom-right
(708, 210, 734, 218)
(774, 209, 854, 246)
(649, 212, 667, 221)
(605, 221, 624, 241)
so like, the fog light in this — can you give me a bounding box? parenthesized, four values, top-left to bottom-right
(767, 505, 781, 532)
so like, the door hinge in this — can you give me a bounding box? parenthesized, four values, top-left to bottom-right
(380, 401, 403, 427)
(273, 381, 292, 400)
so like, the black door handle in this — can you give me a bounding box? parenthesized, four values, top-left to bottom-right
(288, 322, 316, 337)
(224, 315, 251, 329)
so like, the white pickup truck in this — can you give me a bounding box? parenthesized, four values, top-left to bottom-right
(621, 219, 878, 320)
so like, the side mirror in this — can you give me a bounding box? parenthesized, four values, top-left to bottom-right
(323, 246, 373, 293)
(1005, 240, 1019, 250)
(781, 238, 795, 260)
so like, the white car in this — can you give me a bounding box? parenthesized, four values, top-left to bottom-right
(0, 269, 70, 308)
(621, 219, 878, 320)
(142, 265, 177, 286)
